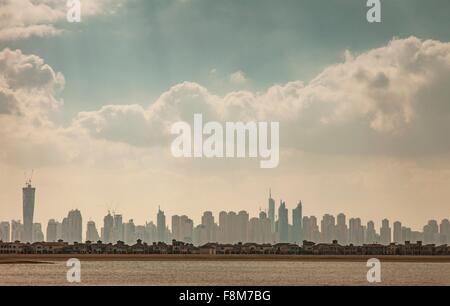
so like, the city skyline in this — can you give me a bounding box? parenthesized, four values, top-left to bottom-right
(2, 1, 450, 235)
(0, 181, 448, 247)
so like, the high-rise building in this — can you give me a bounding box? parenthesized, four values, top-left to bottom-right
(103, 212, 114, 243)
(46, 219, 58, 242)
(292, 201, 303, 244)
(181, 215, 194, 243)
(365, 221, 377, 244)
(278, 200, 289, 243)
(259, 211, 272, 243)
(11, 220, 23, 242)
(423, 220, 439, 244)
(124, 219, 136, 245)
(349, 218, 363, 245)
(320, 214, 336, 243)
(237, 211, 249, 243)
(0, 222, 10, 242)
(86, 221, 100, 242)
(393, 221, 402, 244)
(227, 211, 238, 244)
(380, 219, 392, 245)
(440, 219, 450, 244)
(145, 221, 157, 243)
(201, 211, 215, 242)
(218, 211, 228, 243)
(22, 181, 36, 242)
(336, 213, 348, 245)
(113, 214, 124, 243)
(268, 190, 275, 233)
(32, 223, 44, 242)
(66, 210, 82, 243)
(157, 208, 166, 243)
(172, 215, 182, 241)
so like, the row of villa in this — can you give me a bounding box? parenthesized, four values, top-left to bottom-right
(0, 239, 448, 256)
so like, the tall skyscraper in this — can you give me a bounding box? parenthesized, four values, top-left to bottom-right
(113, 214, 124, 242)
(66, 210, 82, 243)
(320, 214, 336, 243)
(0, 222, 10, 242)
(278, 200, 288, 243)
(380, 219, 392, 245)
(349, 218, 363, 245)
(237, 211, 249, 243)
(201, 211, 215, 242)
(423, 220, 439, 244)
(292, 201, 303, 244)
(218, 211, 228, 243)
(268, 190, 275, 233)
(172, 215, 182, 241)
(393, 221, 402, 244)
(103, 212, 114, 243)
(11, 220, 23, 242)
(157, 208, 166, 243)
(124, 219, 136, 245)
(22, 181, 36, 242)
(336, 213, 348, 245)
(440, 219, 450, 244)
(46, 219, 58, 242)
(32, 223, 44, 242)
(86, 221, 100, 242)
(365, 221, 377, 244)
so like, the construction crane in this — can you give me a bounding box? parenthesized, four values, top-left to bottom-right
(24, 169, 34, 186)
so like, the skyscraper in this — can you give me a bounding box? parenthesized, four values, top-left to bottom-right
(201, 211, 215, 242)
(0, 222, 10, 242)
(103, 212, 114, 243)
(349, 218, 363, 245)
(393, 221, 402, 244)
(237, 211, 249, 243)
(292, 201, 303, 244)
(320, 214, 336, 243)
(23, 181, 36, 242)
(11, 220, 23, 242)
(336, 213, 348, 245)
(278, 200, 288, 243)
(46, 219, 58, 242)
(440, 219, 450, 244)
(365, 221, 377, 244)
(32, 223, 44, 242)
(157, 208, 166, 243)
(86, 221, 100, 242)
(113, 214, 124, 243)
(67, 210, 82, 243)
(380, 219, 392, 245)
(268, 189, 275, 233)
(124, 219, 136, 245)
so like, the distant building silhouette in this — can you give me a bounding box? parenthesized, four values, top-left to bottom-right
(22, 182, 35, 242)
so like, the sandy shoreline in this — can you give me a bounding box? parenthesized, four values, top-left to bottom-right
(1, 254, 449, 264)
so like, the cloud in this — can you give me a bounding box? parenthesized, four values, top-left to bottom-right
(71, 37, 450, 157)
(0, 0, 127, 41)
(3, 36, 450, 170)
(229, 70, 249, 84)
(0, 48, 65, 117)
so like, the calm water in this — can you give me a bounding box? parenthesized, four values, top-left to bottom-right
(1, 261, 449, 286)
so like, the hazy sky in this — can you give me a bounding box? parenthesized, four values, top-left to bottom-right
(1, 0, 450, 230)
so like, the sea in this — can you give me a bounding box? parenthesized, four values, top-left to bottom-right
(1, 261, 449, 286)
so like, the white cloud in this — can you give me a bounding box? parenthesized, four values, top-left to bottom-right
(0, 0, 127, 41)
(3, 36, 450, 170)
(229, 70, 249, 84)
(71, 37, 450, 157)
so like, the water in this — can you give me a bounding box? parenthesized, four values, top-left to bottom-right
(1, 261, 449, 286)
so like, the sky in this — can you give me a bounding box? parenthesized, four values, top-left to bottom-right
(0, 0, 450, 230)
